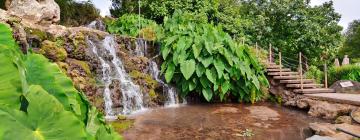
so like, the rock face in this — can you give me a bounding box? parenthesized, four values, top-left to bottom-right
(7, 0, 60, 24)
(268, 77, 358, 120)
(309, 123, 360, 140)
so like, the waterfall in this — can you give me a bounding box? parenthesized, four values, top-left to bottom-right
(87, 20, 106, 31)
(88, 35, 144, 117)
(134, 39, 180, 106)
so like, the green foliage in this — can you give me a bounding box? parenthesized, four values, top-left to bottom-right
(340, 20, 360, 62)
(107, 14, 159, 40)
(55, 0, 100, 26)
(239, 0, 343, 66)
(0, 23, 121, 140)
(305, 66, 324, 84)
(328, 65, 360, 85)
(160, 11, 268, 102)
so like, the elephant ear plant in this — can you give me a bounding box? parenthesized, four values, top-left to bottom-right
(0, 23, 121, 140)
(160, 11, 269, 102)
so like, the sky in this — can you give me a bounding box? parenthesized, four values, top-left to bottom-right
(87, 0, 360, 31)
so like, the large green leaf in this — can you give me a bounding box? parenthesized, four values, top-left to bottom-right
(214, 58, 225, 79)
(202, 88, 213, 102)
(165, 62, 176, 83)
(195, 63, 205, 77)
(0, 53, 23, 109)
(24, 54, 87, 122)
(199, 56, 213, 68)
(180, 59, 196, 80)
(0, 24, 16, 48)
(205, 67, 217, 84)
(0, 85, 88, 140)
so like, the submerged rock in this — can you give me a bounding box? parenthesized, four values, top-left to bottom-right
(211, 107, 240, 114)
(245, 106, 280, 121)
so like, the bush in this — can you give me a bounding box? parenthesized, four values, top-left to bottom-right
(55, 0, 100, 26)
(305, 66, 324, 84)
(106, 14, 160, 40)
(160, 11, 268, 103)
(328, 64, 360, 85)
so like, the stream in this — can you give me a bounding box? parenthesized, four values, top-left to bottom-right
(122, 103, 325, 140)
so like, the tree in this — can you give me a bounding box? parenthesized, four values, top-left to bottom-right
(55, 0, 100, 26)
(340, 20, 360, 63)
(238, 0, 343, 66)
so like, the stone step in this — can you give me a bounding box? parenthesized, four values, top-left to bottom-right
(286, 84, 324, 88)
(267, 72, 299, 76)
(273, 75, 303, 80)
(280, 79, 314, 84)
(304, 93, 360, 106)
(293, 88, 336, 94)
(267, 68, 291, 72)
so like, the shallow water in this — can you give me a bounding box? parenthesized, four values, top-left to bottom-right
(122, 103, 325, 140)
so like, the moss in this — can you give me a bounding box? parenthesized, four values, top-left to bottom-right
(129, 70, 158, 89)
(149, 89, 157, 100)
(117, 115, 127, 120)
(71, 60, 92, 76)
(56, 62, 69, 74)
(110, 120, 134, 133)
(139, 26, 157, 41)
(25, 27, 48, 41)
(40, 40, 68, 62)
(72, 32, 86, 48)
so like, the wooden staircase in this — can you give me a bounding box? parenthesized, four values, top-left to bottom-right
(265, 62, 336, 94)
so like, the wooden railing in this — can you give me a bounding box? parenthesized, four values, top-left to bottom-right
(263, 44, 328, 89)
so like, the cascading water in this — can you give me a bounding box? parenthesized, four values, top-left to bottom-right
(133, 38, 181, 106)
(87, 35, 144, 117)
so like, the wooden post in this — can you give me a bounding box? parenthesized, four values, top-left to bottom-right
(299, 52, 303, 90)
(269, 44, 272, 63)
(279, 52, 282, 76)
(256, 42, 259, 57)
(324, 64, 328, 88)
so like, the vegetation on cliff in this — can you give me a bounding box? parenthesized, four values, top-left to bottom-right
(0, 23, 121, 140)
(159, 11, 268, 102)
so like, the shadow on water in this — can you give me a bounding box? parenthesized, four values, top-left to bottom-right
(122, 102, 326, 140)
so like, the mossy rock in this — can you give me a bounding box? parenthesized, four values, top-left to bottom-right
(24, 27, 48, 41)
(39, 40, 67, 62)
(129, 70, 158, 89)
(110, 120, 134, 133)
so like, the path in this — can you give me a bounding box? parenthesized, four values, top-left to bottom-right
(265, 62, 360, 106)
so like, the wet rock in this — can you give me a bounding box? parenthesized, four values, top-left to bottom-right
(330, 80, 360, 94)
(211, 107, 240, 114)
(307, 100, 353, 119)
(309, 122, 360, 140)
(7, 0, 60, 24)
(306, 135, 334, 140)
(246, 106, 280, 121)
(335, 116, 352, 124)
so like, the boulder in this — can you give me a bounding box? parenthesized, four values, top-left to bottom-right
(7, 0, 60, 24)
(309, 122, 360, 140)
(330, 80, 360, 94)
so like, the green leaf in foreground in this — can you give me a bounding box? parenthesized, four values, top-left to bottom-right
(0, 85, 88, 140)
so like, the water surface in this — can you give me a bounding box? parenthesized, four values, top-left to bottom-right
(123, 103, 323, 140)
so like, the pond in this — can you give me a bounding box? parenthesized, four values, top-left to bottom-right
(122, 103, 325, 140)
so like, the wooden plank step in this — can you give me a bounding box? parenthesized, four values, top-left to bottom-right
(268, 72, 299, 76)
(267, 65, 282, 69)
(273, 76, 302, 80)
(280, 79, 314, 84)
(286, 84, 324, 88)
(304, 93, 360, 106)
(267, 68, 291, 72)
(293, 88, 336, 94)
